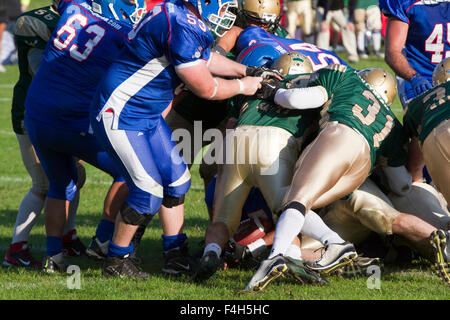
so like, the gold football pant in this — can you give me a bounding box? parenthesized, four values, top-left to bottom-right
(283, 122, 372, 212)
(286, 0, 313, 38)
(422, 118, 450, 205)
(213, 126, 301, 237)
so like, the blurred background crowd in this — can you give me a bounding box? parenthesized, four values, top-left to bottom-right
(0, 0, 386, 72)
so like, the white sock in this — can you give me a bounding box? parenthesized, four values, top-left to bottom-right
(269, 208, 305, 259)
(285, 244, 302, 260)
(357, 31, 366, 52)
(12, 190, 44, 243)
(204, 242, 222, 258)
(64, 190, 79, 235)
(302, 210, 345, 245)
(372, 31, 382, 52)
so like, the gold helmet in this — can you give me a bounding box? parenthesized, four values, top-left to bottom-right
(239, 0, 280, 25)
(271, 52, 313, 76)
(358, 68, 397, 105)
(432, 57, 450, 86)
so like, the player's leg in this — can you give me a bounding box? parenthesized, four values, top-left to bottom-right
(90, 111, 166, 279)
(421, 119, 450, 204)
(354, 8, 367, 58)
(3, 134, 48, 268)
(333, 9, 359, 62)
(286, 1, 300, 39)
(366, 5, 383, 58)
(316, 6, 330, 50)
(150, 118, 193, 275)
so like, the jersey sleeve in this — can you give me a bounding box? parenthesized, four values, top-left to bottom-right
(402, 104, 420, 139)
(166, 15, 213, 70)
(308, 65, 347, 97)
(378, 0, 409, 23)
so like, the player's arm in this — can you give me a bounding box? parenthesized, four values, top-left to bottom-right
(176, 61, 262, 100)
(255, 79, 328, 110)
(214, 25, 243, 54)
(384, 17, 415, 81)
(207, 52, 247, 77)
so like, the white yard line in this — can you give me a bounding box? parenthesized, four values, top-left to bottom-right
(0, 84, 14, 88)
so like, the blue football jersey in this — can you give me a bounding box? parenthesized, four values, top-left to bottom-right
(92, 0, 214, 131)
(236, 26, 349, 71)
(25, 0, 131, 132)
(379, 0, 450, 80)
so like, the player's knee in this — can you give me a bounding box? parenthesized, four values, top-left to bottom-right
(120, 202, 148, 226)
(31, 179, 49, 198)
(357, 207, 397, 235)
(162, 195, 185, 208)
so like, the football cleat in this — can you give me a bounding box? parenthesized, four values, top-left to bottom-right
(62, 230, 87, 257)
(244, 254, 288, 292)
(85, 236, 109, 261)
(284, 257, 329, 285)
(194, 251, 221, 282)
(330, 256, 383, 278)
(429, 229, 450, 284)
(162, 243, 197, 276)
(102, 254, 149, 280)
(42, 252, 70, 273)
(3, 242, 41, 268)
(305, 241, 358, 275)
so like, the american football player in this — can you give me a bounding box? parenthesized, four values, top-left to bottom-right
(353, 0, 383, 58)
(403, 57, 450, 212)
(380, 0, 450, 182)
(285, 0, 314, 41)
(24, 0, 146, 275)
(194, 52, 348, 286)
(245, 66, 409, 291)
(89, 0, 268, 279)
(3, 2, 88, 268)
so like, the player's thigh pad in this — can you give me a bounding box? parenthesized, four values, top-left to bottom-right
(284, 122, 371, 210)
(422, 119, 450, 205)
(16, 133, 49, 196)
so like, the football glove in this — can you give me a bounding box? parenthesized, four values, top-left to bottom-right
(410, 73, 432, 96)
(246, 66, 284, 80)
(255, 78, 283, 101)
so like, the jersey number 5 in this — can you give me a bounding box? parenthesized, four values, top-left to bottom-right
(53, 14, 106, 62)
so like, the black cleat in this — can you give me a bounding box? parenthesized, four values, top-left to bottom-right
(162, 243, 197, 276)
(86, 236, 108, 261)
(194, 251, 221, 282)
(42, 252, 70, 273)
(429, 229, 450, 284)
(102, 254, 149, 280)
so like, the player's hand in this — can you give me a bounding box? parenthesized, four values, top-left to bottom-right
(410, 73, 432, 96)
(255, 78, 282, 101)
(240, 76, 263, 96)
(246, 66, 284, 80)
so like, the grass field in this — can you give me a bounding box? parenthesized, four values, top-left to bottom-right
(0, 0, 448, 302)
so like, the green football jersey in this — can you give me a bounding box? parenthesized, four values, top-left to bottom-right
(403, 81, 450, 144)
(11, 6, 59, 135)
(229, 74, 319, 138)
(306, 64, 406, 169)
(355, 0, 378, 9)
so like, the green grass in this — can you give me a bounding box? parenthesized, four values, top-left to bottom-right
(0, 0, 448, 301)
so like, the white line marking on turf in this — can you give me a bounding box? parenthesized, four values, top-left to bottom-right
(0, 130, 14, 136)
(0, 84, 14, 88)
(0, 98, 11, 101)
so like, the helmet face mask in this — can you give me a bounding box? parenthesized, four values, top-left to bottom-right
(270, 52, 313, 76)
(357, 68, 397, 106)
(432, 57, 450, 87)
(92, 0, 147, 25)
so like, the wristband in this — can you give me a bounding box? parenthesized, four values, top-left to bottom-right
(209, 78, 218, 99)
(237, 78, 244, 94)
